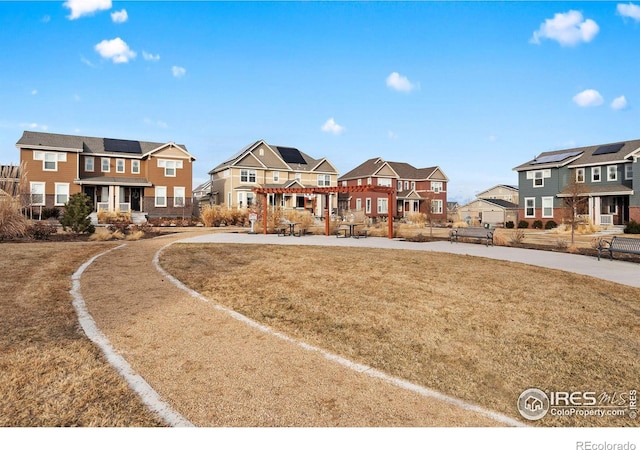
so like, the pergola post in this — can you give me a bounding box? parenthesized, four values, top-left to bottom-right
(262, 193, 268, 235)
(324, 193, 330, 236)
(388, 191, 393, 239)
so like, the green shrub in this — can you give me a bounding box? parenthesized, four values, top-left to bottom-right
(532, 220, 543, 229)
(41, 207, 61, 220)
(518, 220, 529, 229)
(624, 220, 640, 234)
(505, 221, 514, 229)
(60, 193, 95, 234)
(545, 220, 557, 230)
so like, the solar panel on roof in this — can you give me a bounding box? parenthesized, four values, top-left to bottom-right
(277, 147, 307, 164)
(103, 138, 142, 154)
(531, 150, 581, 165)
(593, 143, 624, 156)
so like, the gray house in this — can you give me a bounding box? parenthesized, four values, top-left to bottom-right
(513, 140, 640, 227)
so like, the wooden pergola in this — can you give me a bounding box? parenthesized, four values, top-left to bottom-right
(252, 185, 396, 238)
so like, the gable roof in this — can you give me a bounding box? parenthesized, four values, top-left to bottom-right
(459, 198, 518, 210)
(16, 130, 193, 159)
(339, 157, 448, 181)
(514, 139, 640, 172)
(476, 184, 518, 197)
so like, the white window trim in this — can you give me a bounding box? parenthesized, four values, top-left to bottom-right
(318, 174, 331, 187)
(525, 197, 535, 218)
(575, 168, 585, 183)
(155, 186, 167, 207)
(240, 169, 257, 183)
(431, 199, 443, 214)
(116, 158, 126, 174)
(55, 183, 69, 206)
(533, 171, 544, 188)
(432, 181, 443, 193)
(356, 198, 362, 211)
(85, 156, 94, 172)
(541, 196, 553, 218)
(592, 167, 601, 183)
(625, 164, 633, 180)
(357, 178, 362, 186)
(365, 198, 371, 214)
(607, 165, 617, 182)
(30, 182, 45, 206)
(174, 187, 185, 207)
(101, 158, 110, 173)
(131, 160, 140, 174)
(273, 171, 279, 182)
(377, 198, 388, 214)
(43, 152, 58, 171)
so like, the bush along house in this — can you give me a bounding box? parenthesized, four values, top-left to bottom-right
(513, 139, 640, 227)
(337, 157, 448, 221)
(16, 131, 196, 222)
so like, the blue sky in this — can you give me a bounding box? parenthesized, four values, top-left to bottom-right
(1, 1, 640, 202)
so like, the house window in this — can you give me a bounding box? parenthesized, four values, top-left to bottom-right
(318, 174, 331, 186)
(342, 180, 347, 187)
(542, 196, 553, 218)
(246, 192, 254, 207)
(116, 159, 125, 173)
(609, 198, 617, 214)
(365, 198, 371, 214)
(576, 168, 585, 183)
(174, 187, 185, 207)
(525, 197, 535, 218)
(273, 171, 279, 182)
(357, 178, 362, 186)
(131, 160, 140, 174)
(44, 152, 57, 171)
(295, 173, 301, 182)
(223, 169, 230, 178)
(625, 164, 633, 180)
(157, 159, 183, 177)
(240, 169, 257, 183)
(411, 181, 416, 190)
(377, 198, 388, 214)
(377, 177, 392, 187)
(533, 171, 544, 187)
(101, 158, 110, 173)
(431, 199, 443, 214)
(592, 167, 601, 182)
(607, 165, 618, 182)
(30, 182, 45, 205)
(55, 183, 69, 206)
(432, 181, 443, 193)
(85, 156, 94, 172)
(404, 181, 410, 190)
(356, 198, 362, 211)
(367, 177, 372, 185)
(155, 186, 167, 207)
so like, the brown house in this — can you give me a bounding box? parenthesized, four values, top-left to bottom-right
(337, 157, 449, 221)
(16, 131, 196, 219)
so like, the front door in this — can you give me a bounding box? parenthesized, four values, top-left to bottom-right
(83, 186, 96, 209)
(131, 188, 141, 212)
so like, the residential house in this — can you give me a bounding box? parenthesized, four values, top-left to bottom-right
(16, 131, 196, 218)
(337, 157, 449, 221)
(208, 140, 339, 216)
(457, 185, 519, 226)
(513, 139, 640, 226)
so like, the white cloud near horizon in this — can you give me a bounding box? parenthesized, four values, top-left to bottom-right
(21, 122, 49, 131)
(64, 0, 112, 20)
(144, 118, 168, 128)
(111, 9, 128, 23)
(530, 10, 599, 46)
(95, 37, 136, 63)
(617, 2, 640, 20)
(31, 89, 38, 95)
(321, 118, 345, 135)
(143, 51, 160, 61)
(573, 89, 604, 107)
(611, 95, 628, 110)
(386, 72, 418, 92)
(172, 66, 186, 78)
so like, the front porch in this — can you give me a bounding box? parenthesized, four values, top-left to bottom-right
(585, 195, 630, 226)
(76, 177, 152, 214)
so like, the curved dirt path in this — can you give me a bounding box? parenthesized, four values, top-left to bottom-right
(80, 231, 520, 426)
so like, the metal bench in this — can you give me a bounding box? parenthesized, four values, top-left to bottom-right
(353, 229, 368, 239)
(450, 227, 494, 247)
(335, 226, 349, 238)
(597, 236, 640, 261)
(275, 226, 288, 237)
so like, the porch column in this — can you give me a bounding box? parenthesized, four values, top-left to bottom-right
(108, 185, 116, 211)
(594, 197, 601, 225)
(325, 194, 330, 236)
(262, 193, 268, 235)
(388, 191, 393, 239)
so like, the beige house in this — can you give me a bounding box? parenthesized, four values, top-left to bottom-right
(208, 140, 339, 215)
(458, 185, 519, 226)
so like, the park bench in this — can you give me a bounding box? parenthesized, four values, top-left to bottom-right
(597, 236, 640, 261)
(275, 225, 288, 236)
(335, 226, 349, 238)
(450, 227, 494, 247)
(353, 228, 368, 239)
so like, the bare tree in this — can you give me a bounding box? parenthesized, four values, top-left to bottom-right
(560, 170, 589, 245)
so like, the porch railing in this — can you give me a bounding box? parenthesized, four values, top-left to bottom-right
(96, 202, 131, 212)
(97, 202, 109, 211)
(600, 214, 613, 226)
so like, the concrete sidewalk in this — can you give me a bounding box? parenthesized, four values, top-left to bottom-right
(179, 232, 640, 288)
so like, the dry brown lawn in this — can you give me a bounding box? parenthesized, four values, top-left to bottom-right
(0, 242, 164, 426)
(162, 243, 640, 427)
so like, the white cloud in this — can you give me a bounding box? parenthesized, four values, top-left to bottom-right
(617, 3, 640, 21)
(172, 66, 186, 78)
(386, 72, 418, 92)
(31, 89, 38, 95)
(573, 89, 604, 107)
(41, 15, 51, 23)
(321, 118, 345, 135)
(81, 56, 97, 68)
(95, 37, 136, 63)
(387, 131, 398, 139)
(64, 0, 112, 20)
(111, 9, 128, 23)
(530, 10, 599, 46)
(144, 118, 168, 128)
(611, 95, 628, 110)
(21, 123, 49, 131)
(488, 135, 497, 142)
(143, 51, 160, 61)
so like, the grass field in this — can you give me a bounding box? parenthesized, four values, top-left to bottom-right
(161, 243, 640, 427)
(0, 242, 163, 427)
